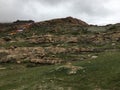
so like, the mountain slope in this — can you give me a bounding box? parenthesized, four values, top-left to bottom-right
(34, 16, 88, 26)
(0, 17, 120, 65)
(0, 51, 120, 90)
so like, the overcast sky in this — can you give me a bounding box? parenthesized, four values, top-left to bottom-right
(0, 0, 120, 25)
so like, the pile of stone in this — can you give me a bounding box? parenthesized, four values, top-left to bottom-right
(0, 47, 64, 64)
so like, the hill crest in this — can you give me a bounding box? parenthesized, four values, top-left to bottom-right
(35, 16, 88, 26)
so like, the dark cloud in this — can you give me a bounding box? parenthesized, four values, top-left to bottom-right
(0, 0, 120, 25)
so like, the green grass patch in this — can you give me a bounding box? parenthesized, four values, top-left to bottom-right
(0, 51, 120, 90)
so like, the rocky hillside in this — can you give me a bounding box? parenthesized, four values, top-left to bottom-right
(0, 17, 120, 65)
(33, 16, 88, 26)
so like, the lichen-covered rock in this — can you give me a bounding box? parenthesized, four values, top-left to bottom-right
(30, 57, 64, 64)
(55, 63, 84, 75)
(45, 46, 66, 54)
(0, 38, 6, 45)
(66, 37, 78, 43)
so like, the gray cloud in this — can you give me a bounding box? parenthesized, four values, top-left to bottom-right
(0, 0, 120, 25)
(71, 0, 110, 16)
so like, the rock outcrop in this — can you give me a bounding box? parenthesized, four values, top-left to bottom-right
(32, 16, 88, 27)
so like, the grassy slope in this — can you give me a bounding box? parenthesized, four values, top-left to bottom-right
(0, 51, 120, 90)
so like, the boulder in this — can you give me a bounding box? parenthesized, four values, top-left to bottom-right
(91, 56, 98, 59)
(0, 38, 6, 45)
(66, 37, 78, 43)
(45, 47, 66, 54)
(30, 57, 63, 64)
(56, 62, 84, 75)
